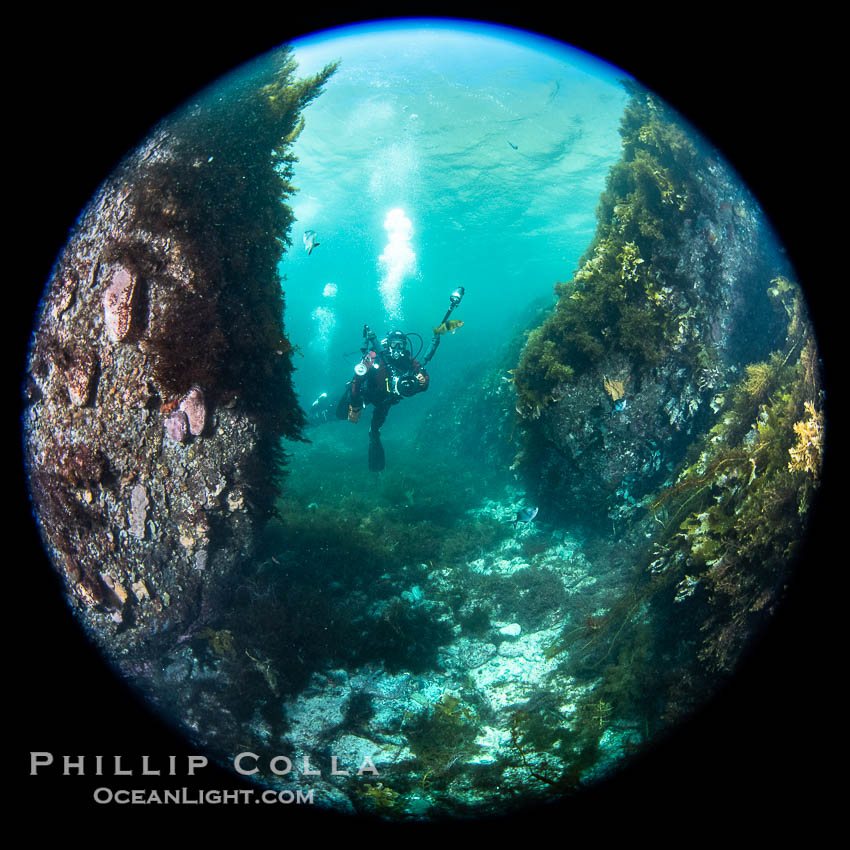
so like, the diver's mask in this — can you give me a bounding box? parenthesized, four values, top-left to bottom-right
(384, 331, 407, 361)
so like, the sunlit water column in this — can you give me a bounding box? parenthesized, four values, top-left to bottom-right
(378, 207, 416, 321)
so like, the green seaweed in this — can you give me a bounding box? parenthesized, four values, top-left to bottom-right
(507, 700, 603, 792)
(644, 284, 822, 677)
(536, 281, 823, 742)
(358, 782, 403, 814)
(204, 447, 513, 701)
(513, 84, 699, 416)
(404, 693, 480, 778)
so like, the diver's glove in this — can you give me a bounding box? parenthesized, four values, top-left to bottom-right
(348, 405, 362, 423)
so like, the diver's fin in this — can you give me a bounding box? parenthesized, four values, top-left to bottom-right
(368, 431, 385, 472)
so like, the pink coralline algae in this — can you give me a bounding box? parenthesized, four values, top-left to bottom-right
(165, 409, 189, 443)
(102, 266, 137, 342)
(179, 386, 206, 436)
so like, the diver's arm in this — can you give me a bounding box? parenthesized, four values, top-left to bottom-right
(347, 378, 363, 422)
(413, 361, 429, 392)
(350, 349, 377, 409)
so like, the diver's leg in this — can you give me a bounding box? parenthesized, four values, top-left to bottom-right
(370, 403, 390, 433)
(368, 403, 389, 471)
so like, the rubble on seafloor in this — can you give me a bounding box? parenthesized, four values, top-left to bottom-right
(140, 489, 638, 819)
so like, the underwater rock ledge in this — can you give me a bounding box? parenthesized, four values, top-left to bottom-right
(22, 49, 336, 660)
(510, 85, 795, 526)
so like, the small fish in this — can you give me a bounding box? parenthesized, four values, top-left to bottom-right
(507, 141, 518, 150)
(510, 506, 539, 528)
(303, 230, 320, 255)
(433, 319, 465, 335)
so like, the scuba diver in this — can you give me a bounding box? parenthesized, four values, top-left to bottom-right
(337, 328, 429, 472)
(310, 287, 465, 471)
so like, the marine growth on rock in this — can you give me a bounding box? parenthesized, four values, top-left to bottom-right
(179, 386, 206, 436)
(102, 266, 137, 343)
(65, 350, 97, 407)
(164, 409, 189, 443)
(129, 483, 149, 540)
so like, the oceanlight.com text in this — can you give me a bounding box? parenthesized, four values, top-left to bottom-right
(93, 787, 315, 805)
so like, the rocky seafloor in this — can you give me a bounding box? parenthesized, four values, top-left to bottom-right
(125, 438, 642, 820)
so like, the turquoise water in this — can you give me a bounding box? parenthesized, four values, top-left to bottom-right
(279, 21, 629, 425)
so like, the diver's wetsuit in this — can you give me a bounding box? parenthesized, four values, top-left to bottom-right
(336, 345, 429, 469)
(338, 348, 429, 427)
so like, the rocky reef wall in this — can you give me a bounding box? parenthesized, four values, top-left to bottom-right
(22, 49, 336, 660)
(510, 84, 790, 528)
(413, 83, 825, 710)
(432, 82, 825, 721)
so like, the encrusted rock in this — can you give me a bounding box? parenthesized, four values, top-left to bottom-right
(65, 350, 97, 407)
(63, 553, 81, 583)
(227, 489, 244, 512)
(284, 679, 351, 750)
(53, 273, 78, 319)
(454, 637, 497, 669)
(76, 582, 100, 607)
(24, 52, 320, 710)
(129, 483, 149, 539)
(165, 409, 189, 443)
(102, 266, 137, 342)
(76, 573, 105, 607)
(100, 572, 129, 606)
(179, 386, 206, 436)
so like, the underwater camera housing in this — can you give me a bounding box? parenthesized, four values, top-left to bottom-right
(394, 373, 420, 397)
